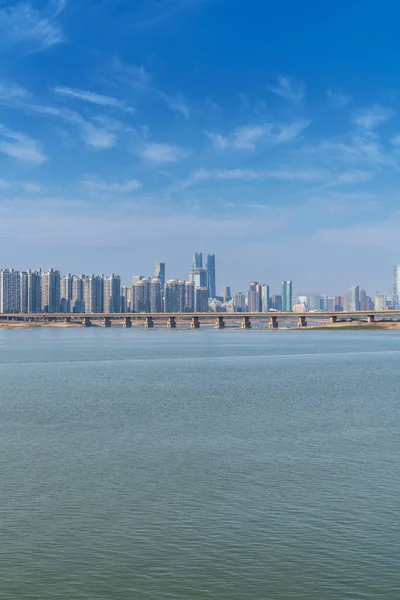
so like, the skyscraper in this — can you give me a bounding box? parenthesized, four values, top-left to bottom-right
(195, 287, 209, 312)
(261, 284, 270, 312)
(41, 269, 60, 313)
(83, 275, 104, 313)
(20, 271, 28, 314)
(185, 281, 195, 312)
(0, 269, 21, 313)
(72, 275, 84, 312)
(60, 274, 73, 313)
(271, 294, 282, 311)
(347, 285, 360, 311)
(393, 265, 400, 310)
(221, 286, 231, 302)
(234, 292, 246, 312)
(27, 270, 42, 313)
(189, 268, 207, 289)
(104, 274, 121, 313)
(193, 252, 203, 268)
(205, 254, 216, 298)
(248, 282, 262, 312)
(281, 281, 293, 312)
(150, 278, 162, 312)
(154, 263, 165, 291)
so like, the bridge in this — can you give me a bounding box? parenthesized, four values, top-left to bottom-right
(0, 311, 399, 328)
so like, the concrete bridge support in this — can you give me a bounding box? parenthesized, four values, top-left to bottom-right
(298, 316, 307, 327)
(241, 316, 251, 329)
(64, 316, 71, 323)
(330, 315, 337, 324)
(367, 315, 375, 323)
(145, 317, 154, 328)
(124, 317, 132, 328)
(191, 316, 200, 329)
(216, 316, 225, 329)
(103, 317, 111, 328)
(269, 316, 278, 329)
(82, 317, 91, 327)
(167, 316, 177, 328)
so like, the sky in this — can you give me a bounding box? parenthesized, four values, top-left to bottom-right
(0, 0, 399, 295)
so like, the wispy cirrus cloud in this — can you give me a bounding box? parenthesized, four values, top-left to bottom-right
(353, 105, 395, 130)
(326, 89, 351, 109)
(205, 118, 310, 150)
(131, 0, 207, 31)
(0, 125, 47, 164)
(266, 75, 305, 104)
(53, 86, 132, 111)
(0, 1, 66, 53)
(82, 178, 141, 193)
(139, 142, 187, 162)
(180, 167, 326, 189)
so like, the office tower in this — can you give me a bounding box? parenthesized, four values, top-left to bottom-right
(393, 266, 400, 310)
(104, 274, 121, 313)
(248, 282, 262, 312)
(71, 275, 84, 312)
(320, 294, 329, 312)
(205, 254, 216, 298)
(221, 286, 231, 302)
(374, 292, 386, 311)
(193, 252, 203, 268)
(60, 274, 73, 313)
(307, 294, 321, 311)
(195, 286, 209, 312)
(154, 263, 166, 291)
(0, 269, 21, 313)
(27, 270, 42, 313)
(20, 271, 28, 314)
(271, 294, 282, 311)
(41, 269, 60, 313)
(328, 297, 335, 312)
(359, 289, 367, 310)
(164, 280, 177, 312)
(185, 281, 195, 312)
(281, 281, 293, 312)
(347, 285, 360, 311)
(334, 296, 344, 311)
(132, 278, 151, 312)
(189, 267, 207, 289)
(150, 278, 162, 312)
(261, 284, 270, 312)
(234, 292, 246, 312)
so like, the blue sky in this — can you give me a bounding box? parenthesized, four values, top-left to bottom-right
(0, 0, 399, 295)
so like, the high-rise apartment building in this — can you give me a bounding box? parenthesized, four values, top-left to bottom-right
(41, 269, 60, 313)
(261, 284, 270, 312)
(0, 269, 21, 313)
(234, 292, 246, 312)
(71, 275, 84, 312)
(281, 281, 293, 312)
(132, 278, 151, 312)
(164, 280, 186, 312)
(185, 281, 195, 312)
(150, 278, 163, 312)
(347, 285, 360, 311)
(393, 266, 400, 310)
(20, 271, 28, 314)
(83, 275, 104, 313)
(60, 274, 73, 313)
(193, 252, 203, 268)
(104, 274, 121, 313)
(205, 254, 216, 298)
(195, 286, 209, 312)
(27, 270, 42, 313)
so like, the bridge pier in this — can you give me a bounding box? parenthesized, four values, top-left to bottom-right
(269, 316, 278, 329)
(298, 316, 307, 328)
(82, 317, 91, 327)
(191, 316, 200, 329)
(167, 316, 176, 328)
(216, 316, 225, 329)
(64, 316, 71, 323)
(145, 317, 154, 328)
(103, 317, 111, 328)
(330, 315, 337, 324)
(124, 317, 132, 328)
(367, 315, 375, 323)
(241, 316, 251, 329)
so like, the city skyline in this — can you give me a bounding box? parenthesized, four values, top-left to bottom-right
(1, 2, 400, 292)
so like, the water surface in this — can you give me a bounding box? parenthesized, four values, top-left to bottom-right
(1, 329, 399, 599)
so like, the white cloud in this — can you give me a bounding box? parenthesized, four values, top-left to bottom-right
(0, 80, 31, 103)
(390, 135, 400, 146)
(157, 91, 190, 119)
(353, 105, 394, 130)
(326, 89, 351, 109)
(53, 86, 132, 111)
(0, 1, 66, 53)
(181, 167, 325, 189)
(0, 125, 47, 164)
(83, 178, 141, 193)
(335, 170, 373, 184)
(140, 143, 187, 162)
(266, 75, 305, 104)
(205, 119, 310, 151)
